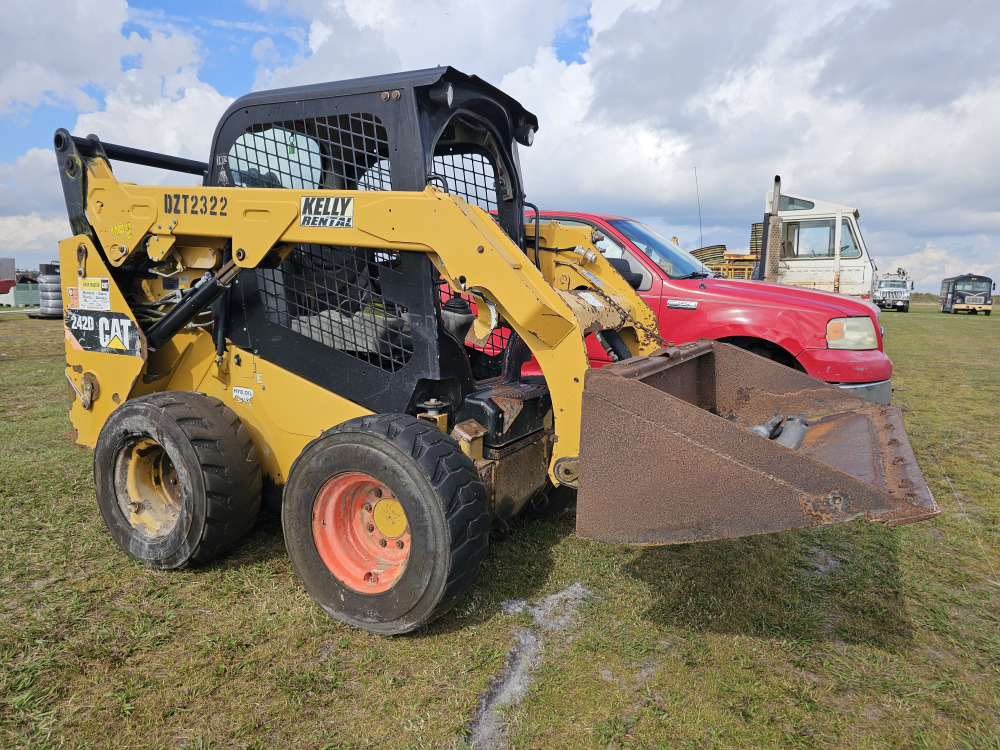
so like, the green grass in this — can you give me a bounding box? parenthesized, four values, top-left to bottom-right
(1, 305, 998, 748)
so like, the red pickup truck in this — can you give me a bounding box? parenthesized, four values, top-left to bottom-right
(538, 212, 893, 405)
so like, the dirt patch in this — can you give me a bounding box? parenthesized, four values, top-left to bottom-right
(806, 547, 841, 574)
(467, 583, 590, 749)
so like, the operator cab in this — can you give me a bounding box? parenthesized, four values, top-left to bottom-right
(209, 68, 549, 518)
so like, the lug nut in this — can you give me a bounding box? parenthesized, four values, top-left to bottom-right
(363, 502, 372, 512)
(373, 487, 382, 498)
(366, 523, 375, 532)
(395, 540, 404, 549)
(379, 539, 387, 547)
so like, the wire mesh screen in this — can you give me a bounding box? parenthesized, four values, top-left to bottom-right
(257, 245, 412, 372)
(433, 150, 498, 213)
(228, 113, 391, 190)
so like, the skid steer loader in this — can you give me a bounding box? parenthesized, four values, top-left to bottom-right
(53, 67, 938, 634)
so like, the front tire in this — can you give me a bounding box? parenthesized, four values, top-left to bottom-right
(94, 392, 262, 569)
(282, 414, 491, 635)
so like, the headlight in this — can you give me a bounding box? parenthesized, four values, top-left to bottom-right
(827, 317, 878, 350)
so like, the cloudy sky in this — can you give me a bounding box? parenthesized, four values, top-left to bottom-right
(2, 0, 998, 292)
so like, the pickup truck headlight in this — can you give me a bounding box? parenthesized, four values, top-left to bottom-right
(827, 317, 878, 350)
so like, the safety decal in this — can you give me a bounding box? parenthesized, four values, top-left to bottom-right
(78, 277, 111, 311)
(109, 222, 133, 240)
(215, 154, 231, 187)
(233, 387, 253, 404)
(65, 311, 142, 357)
(667, 299, 698, 310)
(300, 196, 354, 228)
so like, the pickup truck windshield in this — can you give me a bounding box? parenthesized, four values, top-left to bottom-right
(878, 280, 908, 289)
(608, 219, 713, 279)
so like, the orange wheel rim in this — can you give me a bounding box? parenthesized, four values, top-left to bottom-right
(312, 472, 410, 593)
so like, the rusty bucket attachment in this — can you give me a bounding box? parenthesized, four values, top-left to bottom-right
(577, 341, 938, 545)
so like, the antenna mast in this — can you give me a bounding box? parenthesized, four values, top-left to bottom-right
(694, 166, 704, 248)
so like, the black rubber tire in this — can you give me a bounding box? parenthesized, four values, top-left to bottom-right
(37, 274, 61, 285)
(39, 291, 62, 301)
(94, 392, 262, 569)
(902, 303, 909, 313)
(986, 311, 992, 316)
(282, 414, 491, 635)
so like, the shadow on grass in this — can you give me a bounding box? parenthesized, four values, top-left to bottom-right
(207, 506, 574, 636)
(422, 511, 576, 635)
(626, 520, 914, 651)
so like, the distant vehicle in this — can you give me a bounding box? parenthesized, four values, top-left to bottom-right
(752, 176, 877, 298)
(873, 270, 914, 313)
(536, 211, 895, 404)
(940, 274, 994, 315)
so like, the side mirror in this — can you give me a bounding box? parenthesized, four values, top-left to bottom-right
(994, 282, 997, 291)
(911, 281, 915, 290)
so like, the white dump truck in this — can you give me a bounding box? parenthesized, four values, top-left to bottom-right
(753, 177, 877, 298)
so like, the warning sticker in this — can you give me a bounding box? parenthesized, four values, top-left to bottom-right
(233, 387, 253, 404)
(300, 196, 354, 228)
(78, 278, 111, 311)
(65, 311, 142, 357)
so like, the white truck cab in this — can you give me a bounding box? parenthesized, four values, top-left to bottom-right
(755, 177, 877, 298)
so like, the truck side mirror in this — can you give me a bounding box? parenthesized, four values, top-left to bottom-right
(911, 281, 915, 290)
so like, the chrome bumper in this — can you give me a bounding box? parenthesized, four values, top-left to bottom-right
(837, 378, 893, 405)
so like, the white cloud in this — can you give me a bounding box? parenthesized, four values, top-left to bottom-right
(0, 0, 129, 116)
(0, 214, 71, 270)
(254, 0, 589, 90)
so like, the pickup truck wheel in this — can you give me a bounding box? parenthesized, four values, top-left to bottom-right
(94, 392, 262, 569)
(902, 303, 910, 313)
(282, 414, 490, 635)
(733, 340, 802, 371)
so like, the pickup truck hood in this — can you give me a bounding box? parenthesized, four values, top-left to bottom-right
(690, 277, 879, 318)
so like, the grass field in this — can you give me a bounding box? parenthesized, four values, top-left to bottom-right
(1, 302, 998, 749)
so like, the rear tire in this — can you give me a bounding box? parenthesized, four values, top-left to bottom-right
(902, 303, 909, 313)
(94, 392, 262, 569)
(282, 414, 491, 635)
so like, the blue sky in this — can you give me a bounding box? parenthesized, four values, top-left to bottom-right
(2, 0, 999, 292)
